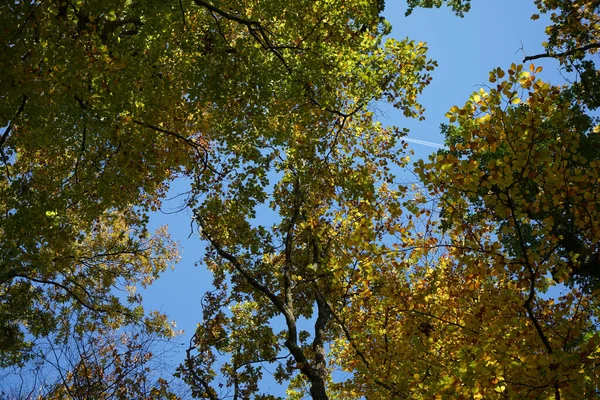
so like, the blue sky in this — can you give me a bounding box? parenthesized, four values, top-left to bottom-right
(141, 0, 566, 394)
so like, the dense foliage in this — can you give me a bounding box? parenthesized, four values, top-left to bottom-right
(1, 0, 599, 399)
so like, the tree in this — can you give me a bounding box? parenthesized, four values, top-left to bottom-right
(0, 318, 184, 399)
(429, 0, 600, 291)
(0, 0, 421, 369)
(526, 0, 600, 108)
(389, 1, 600, 397)
(408, 64, 600, 399)
(4, 0, 600, 399)
(1, 0, 190, 365)
(179, 1, 600, 399)
(178, 19, 436, 400)
(405, 0, 472, 16)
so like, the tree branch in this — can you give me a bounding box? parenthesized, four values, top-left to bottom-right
(523, 43, 600, 62)
(12, 274, 107, 315)
(184, 332, 220, 400)
(0, 95, 27, 159)
(325, 299, 406, 397)
(132, 119, 221, 176)
(197, 217, 330, 399)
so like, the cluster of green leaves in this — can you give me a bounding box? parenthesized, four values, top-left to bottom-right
(2, 0, 403, 366)
(405, 0, 471, 16)
(0, 0, 202, 364)
(176, 2, 437, 397)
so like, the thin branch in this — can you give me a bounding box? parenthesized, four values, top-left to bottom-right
(199, 222, 287, 314)
(505, 193, 554, 354)
(325, 299, 406, 397)
(179, 0, 190, 32)
(0, 1, 45, 57)
(0, 95, 27, 152)
(184, 334, 220, 400)
(505, 193, 560, 400)
(395, 306, 480, 334)
(132, 120, 206, 152)
(192, 0, 262, 31)
(132, 119, 220, 176)
(0, 94, 27, 184)
(11, 273, 115, 316)
(523, 43, 600, 62)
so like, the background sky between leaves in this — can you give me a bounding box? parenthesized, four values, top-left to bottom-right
(140, 0, 565, 394)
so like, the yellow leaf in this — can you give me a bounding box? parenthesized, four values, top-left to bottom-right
(519, 71, 530, 80)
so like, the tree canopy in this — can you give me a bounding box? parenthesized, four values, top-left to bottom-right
(1, 0, 599, 399)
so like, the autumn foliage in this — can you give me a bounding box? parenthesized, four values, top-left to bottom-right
(1, 0, 599, 399)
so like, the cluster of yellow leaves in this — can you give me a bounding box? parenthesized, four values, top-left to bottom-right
(324, 61, 600, 399)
